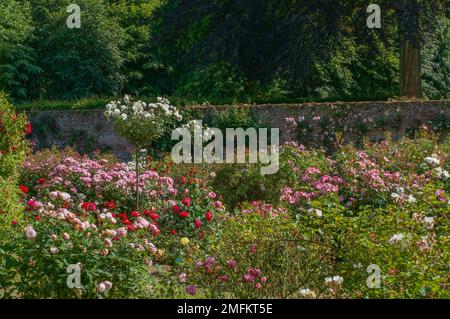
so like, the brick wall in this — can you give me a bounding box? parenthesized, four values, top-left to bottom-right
(27, 100, 450, 159)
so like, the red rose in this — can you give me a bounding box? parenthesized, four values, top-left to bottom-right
(24, 121, 32, 135)
(149, 213, 159, 220)
(81, 202, 96, 211)
(205, 211, 213, 221)
(19, 185, 29, 193)
(11, 220, 17, 225)
(170, 229, 177, 235)
(143, 209, 151, 216)
(172, 205, 181, 214)
(35, 215, 41, 221)
(194, 219, 201, 229)
(179, 211, 189, 218)
(104, 201, 116, 209)
(36, 178, 46, 184)
(131, 211, 140, 217)
(181, 197, 192, 207)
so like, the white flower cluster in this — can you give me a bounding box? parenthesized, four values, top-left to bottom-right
(299, 288, 316, 298)
(176, 120, 215, 142)
(307, 208, 323, 217)
(324, 275, 344, 285)
(423, 216, 435, 230)
(424, 156, 440, 167)
(424, 155, 449, 180)
(388, 233, 404, 245)
(390, 186, 416, 204)
(434, 167, 450, 180)
(105, 95, 182, 122)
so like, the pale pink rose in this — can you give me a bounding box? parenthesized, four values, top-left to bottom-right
(59, 192, 71, 201)
(97, 282, 106, 293)
(49, 191, 58, 200)
(178, 273, 187, 283)
(103, 281, 113, 290)
(25, 226, 37, 240)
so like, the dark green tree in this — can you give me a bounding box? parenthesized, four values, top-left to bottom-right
(28, 0, 125, 99)
(0, 0, 40, 99)
(107, 0, 163, 96)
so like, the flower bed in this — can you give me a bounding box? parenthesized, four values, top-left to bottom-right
(0, 128, 449, 298)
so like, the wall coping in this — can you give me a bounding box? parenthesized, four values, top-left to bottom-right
(26, 99, 450, 114)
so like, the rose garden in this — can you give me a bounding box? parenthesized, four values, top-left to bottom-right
(0, 0, 449, 300)
(1, 92, 448, 299)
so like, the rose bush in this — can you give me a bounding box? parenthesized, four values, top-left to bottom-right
(1, 127, 448, 299)
(0, 93, 30, 223)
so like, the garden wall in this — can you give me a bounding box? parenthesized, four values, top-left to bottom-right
(27, 100, 450, 159)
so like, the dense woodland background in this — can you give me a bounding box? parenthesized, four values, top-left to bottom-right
(0, 0, 449, 105)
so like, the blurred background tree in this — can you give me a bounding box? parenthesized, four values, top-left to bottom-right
(0, 0, 448, 102)
(27, 0, 125, 100)
(0, 0, 40, 100)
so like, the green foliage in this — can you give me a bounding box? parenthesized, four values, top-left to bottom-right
(0, 0, 448, 102)
(1, 208, 153, 298)
(107, 0, 162, 96)
(0, 92, 29, 229)
(28, 0, 125, 99)
(212, 144, 331, 209)
(0, 0, 40, 99)
(422, 17, 450, 99)
(181, 203, 333, 298)
(174, 63, 248, 104)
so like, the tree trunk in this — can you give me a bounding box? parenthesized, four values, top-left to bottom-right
(400, 40, 422, 98)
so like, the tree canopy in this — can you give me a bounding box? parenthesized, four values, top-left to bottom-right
(0, 0, 448, 102)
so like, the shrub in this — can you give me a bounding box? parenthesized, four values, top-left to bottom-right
(1, 191, 162, 298)
(211, 142, 331, 209)
(178, 201, 334, 298)
(0, 93, 30, 222)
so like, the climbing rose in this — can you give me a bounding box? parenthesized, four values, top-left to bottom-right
(205, 211, 213, 221)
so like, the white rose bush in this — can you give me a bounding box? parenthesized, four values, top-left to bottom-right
(105, 95, 183, 210)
